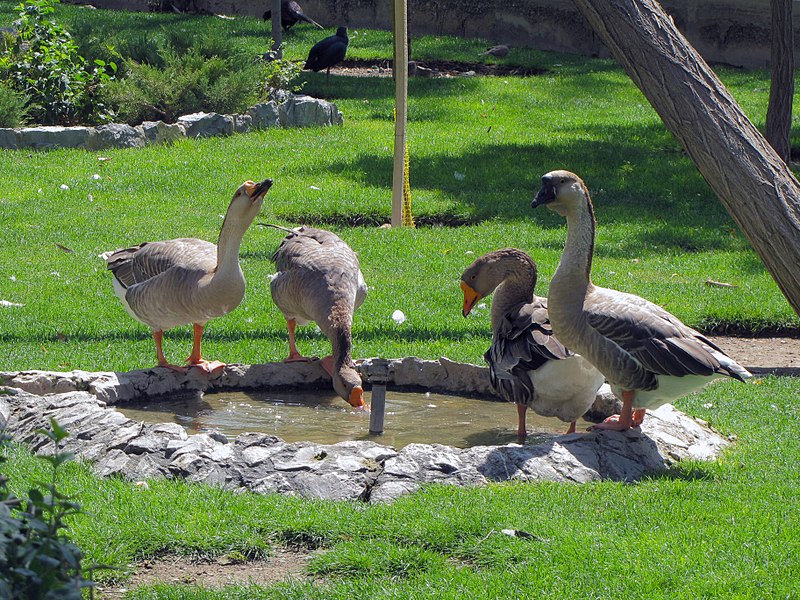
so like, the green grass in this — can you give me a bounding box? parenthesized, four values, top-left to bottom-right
(1, 5, 800, 597)
(3, 377, 800, 598)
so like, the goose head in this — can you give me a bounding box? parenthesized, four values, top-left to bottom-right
(225, 178, 273, 226)
(531, 170, 586, 216)
(460, 249, 537, 317)
(333, 366, 366, 409)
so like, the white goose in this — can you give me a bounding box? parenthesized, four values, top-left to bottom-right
(269, 226, 368, 410)
(461, 248, 604, 442)
(103, 179, 272, 373)
(531, 170, 750, 430)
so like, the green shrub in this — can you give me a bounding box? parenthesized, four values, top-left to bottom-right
(0, 418, 94, 599)
(106, 47, 262, 124)
(0, 79, 29, 126)
(260, 52, 304, 102)
(0, 0, 116, 125)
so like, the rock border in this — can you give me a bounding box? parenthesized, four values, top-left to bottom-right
(0, 94, 343, 151)
(0, 358, 730, 502)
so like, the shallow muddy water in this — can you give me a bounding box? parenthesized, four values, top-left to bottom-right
(118, 389, 583, 448)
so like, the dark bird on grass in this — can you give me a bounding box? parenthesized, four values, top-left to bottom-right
(304, 26, 349, 79)
(263, 0, 323, 30)
(480, 44, 509, 58)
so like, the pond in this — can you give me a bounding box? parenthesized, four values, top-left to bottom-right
(117, 388, 586, 449)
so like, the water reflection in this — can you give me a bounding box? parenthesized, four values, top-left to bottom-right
(118, 389, 584, 449)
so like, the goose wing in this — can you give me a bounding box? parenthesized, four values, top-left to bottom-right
(105, 238, 216, 289)
(486, 296, 573, 404)
(271, 227, 365, 328)
(586, 287, 746, 380)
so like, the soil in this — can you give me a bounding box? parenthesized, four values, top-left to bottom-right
(707, 336, 800, 375)
(329, 57, 545, 78)
(94, 549, 314, 598)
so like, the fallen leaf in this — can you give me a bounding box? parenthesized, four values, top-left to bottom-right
(705, 279, 737, 288)
(55, 243, 73, 253)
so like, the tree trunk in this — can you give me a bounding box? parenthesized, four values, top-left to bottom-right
(570, 0, 800, 320)
(765, 0, 794, 162)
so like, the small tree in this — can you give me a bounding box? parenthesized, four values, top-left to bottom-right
(765, 0, 794, 162)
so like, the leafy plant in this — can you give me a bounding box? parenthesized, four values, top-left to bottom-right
(0, 0, 116, 125)
(0, 419, 94, 599)
(260, 49, 304, 103)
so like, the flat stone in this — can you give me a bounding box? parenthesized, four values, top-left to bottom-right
(17, 126, 94, 149)
(140, 120, 186, 145)
(178, 112, 234, 138)
(90, 124, 145, 149)
(247, 102, 279, 129)
(0, 128, 19, 149)
(278, 95, 343, 128)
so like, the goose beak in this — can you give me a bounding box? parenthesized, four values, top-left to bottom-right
(531, 179, 555, 209)
(252, 178, 273, 200)
(348, 386, 367, 410)
(461, 281, 481, 317)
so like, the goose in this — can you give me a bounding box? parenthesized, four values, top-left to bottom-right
(461, 248, 604, 442)
(269, 225, 367, 410)
(531, 170, 751, 430)
(102, 179, 273, 373)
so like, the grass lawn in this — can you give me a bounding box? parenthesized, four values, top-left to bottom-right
(1, 3, 800, 598)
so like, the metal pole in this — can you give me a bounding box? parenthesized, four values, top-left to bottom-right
(271, 0, 283, 58)
(362, 358, 390, 435)
(391, 0, 408, 227)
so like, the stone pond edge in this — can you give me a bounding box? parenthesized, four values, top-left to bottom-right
(0, 358, 731, 503)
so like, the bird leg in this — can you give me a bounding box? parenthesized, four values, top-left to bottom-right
(591, 390, 639, 431)
(565, 421, 577, 435)
(283, 319, 311, 362)
(319, 355, 335, 376)
(185, 323, 225, 374)
(153, 330, 188, 373)
(517, 403, 527, 445)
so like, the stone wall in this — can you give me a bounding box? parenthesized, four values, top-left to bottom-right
(0, 95, 342, 151)
(81, 0, 793, 69)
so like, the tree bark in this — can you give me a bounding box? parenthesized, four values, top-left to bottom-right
(570, 0, 800, 320)
(765, 0, 794, 162)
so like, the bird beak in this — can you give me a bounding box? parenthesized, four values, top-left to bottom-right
(244, 178, 273, 201)
(348, 386, 367, 410)
(531, 179, 554, 209)
(461, 281, 481, 317)
(252, 178, 273, 200)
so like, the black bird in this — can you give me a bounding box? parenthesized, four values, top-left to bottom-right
(263, 0, 322, 30)
(304, 26, 349, 80)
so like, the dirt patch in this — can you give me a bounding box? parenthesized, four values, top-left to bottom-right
(329, 57, 545, 78)
(708, 336, 800, 375)
(94, 549, 313, 598)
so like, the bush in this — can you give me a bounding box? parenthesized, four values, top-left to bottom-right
(260, 52, 305, 103)
(0, 0, 116, 125)
(106, 47, 262, 124)
(0, 418, 95, 599)
(0, 80, 29, 127)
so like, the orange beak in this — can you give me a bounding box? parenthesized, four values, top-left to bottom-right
(461, 281, 481, 317)
(348, 386, 368, 410)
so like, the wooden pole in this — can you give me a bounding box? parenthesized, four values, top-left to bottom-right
(391, 0, 408, 227)
(271, 0, 283, 58)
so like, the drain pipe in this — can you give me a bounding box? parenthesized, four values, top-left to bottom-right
(362, 358, 390, 435)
